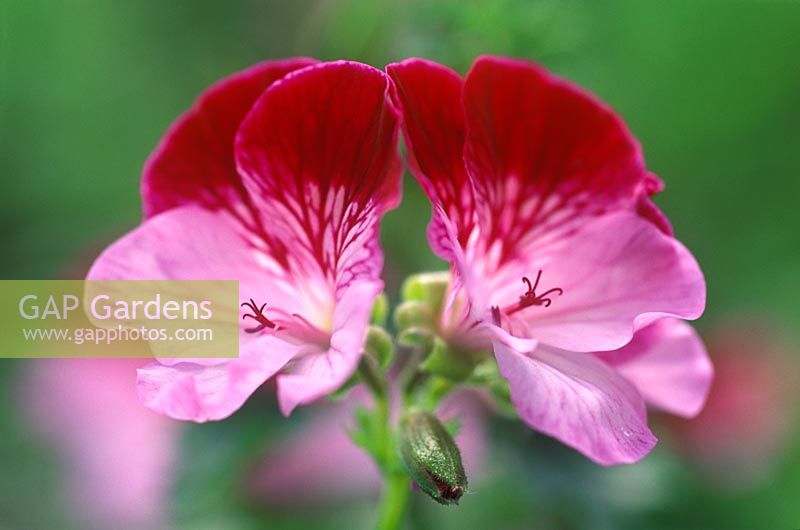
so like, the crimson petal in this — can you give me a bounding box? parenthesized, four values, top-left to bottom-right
(142, 58, 318, 224)
(235, 61, 403, 289)
(387, 59, 476, 258)
(463, 55, 666, 264)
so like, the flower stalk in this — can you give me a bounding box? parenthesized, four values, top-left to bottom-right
(362, 359, 412, 530)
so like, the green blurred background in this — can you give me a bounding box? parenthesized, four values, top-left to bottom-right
(2, 1, 799, 529)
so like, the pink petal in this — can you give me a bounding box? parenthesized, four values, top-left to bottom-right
(142, 58, 317, 218)
(429, 206, 492, 321)
(235, 61, 402, 288)
(87, 206, 295, 304)
(137, 334, 305, 422)
(494, 342, 657, 465)
(386, 59, 476, 258)
(277, 280, 383, 415)
(595, 318, 713, 418)
(463, 55, 667, 267)
(637, 193, 673, 236)
(87, 205, 307, 364)
(495, 211, 705, 352)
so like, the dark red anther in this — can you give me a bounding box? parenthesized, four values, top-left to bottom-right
(516, 270, 563, 310)
(491, 305, 502, 326)
(241, 298, 278, 333)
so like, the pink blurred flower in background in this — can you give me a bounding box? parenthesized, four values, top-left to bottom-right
(24, 361, 489, 526)
(387, 56, 710, 465)
(87, 59, 403, 421)
(663, 318, 799, 488)
(25, 359, 180, 530)
(248, 389, 487, 506)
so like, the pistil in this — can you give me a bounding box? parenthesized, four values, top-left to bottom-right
(241, 298, 279, 333)
(505, 270, 563, 316)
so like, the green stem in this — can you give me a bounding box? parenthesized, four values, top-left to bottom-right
(373, 378, 410, 530)
(375, 467, 411, 530)
(375, 392, 391, 468)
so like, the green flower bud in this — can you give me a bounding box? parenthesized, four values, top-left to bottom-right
(398, 409, 468, 505)
(365, 325, 393, 368)
(357, 353, 385, 396)
(371, 293, 389, 326)
(394, 301, 435, 333)
(401, 272, 450, 318)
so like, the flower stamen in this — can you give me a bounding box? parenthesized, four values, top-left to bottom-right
(241, 298, 279, 333)
(491, 305, 502, 326)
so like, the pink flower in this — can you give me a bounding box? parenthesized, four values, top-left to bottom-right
(88, 59, 403, 421)
(386, 56, 710, 465)
(24, 359, 180, 530)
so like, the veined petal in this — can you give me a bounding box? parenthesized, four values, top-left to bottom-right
(431, 206, 490, 322)
(277, 280, 383, 416)
(88, 206, 289, 291)
(137, 334, 305, 422)
(595, 318, 713, 418)
(235, 61, 402, 291)
(91, 61, 402, 420)
(494, 212, 705, 352)
(142, 58, 318, 221)
(482, 321, 538, 356)
(463, 55, 666, 269)
(494, 341, 657, 465)
(386, 59, 476, 258)
(86, 206, 306, 366)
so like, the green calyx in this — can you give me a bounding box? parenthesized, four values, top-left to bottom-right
(400, 271, 450, 319)
(420, 337, 487, 382)
(398, 408, 468, 505)
(365, 325, 393, 369)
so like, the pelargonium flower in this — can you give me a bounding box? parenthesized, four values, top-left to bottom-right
(387, 56, 711, 465)
(88, 59, 402, 421)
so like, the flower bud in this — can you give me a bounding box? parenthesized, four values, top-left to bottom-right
(394, 301, 435, 333)
(398, 409, 467, 505)
(371, 293, 389, 326)
(401, 272, 449, 318)
(365, 325, 393, 369)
